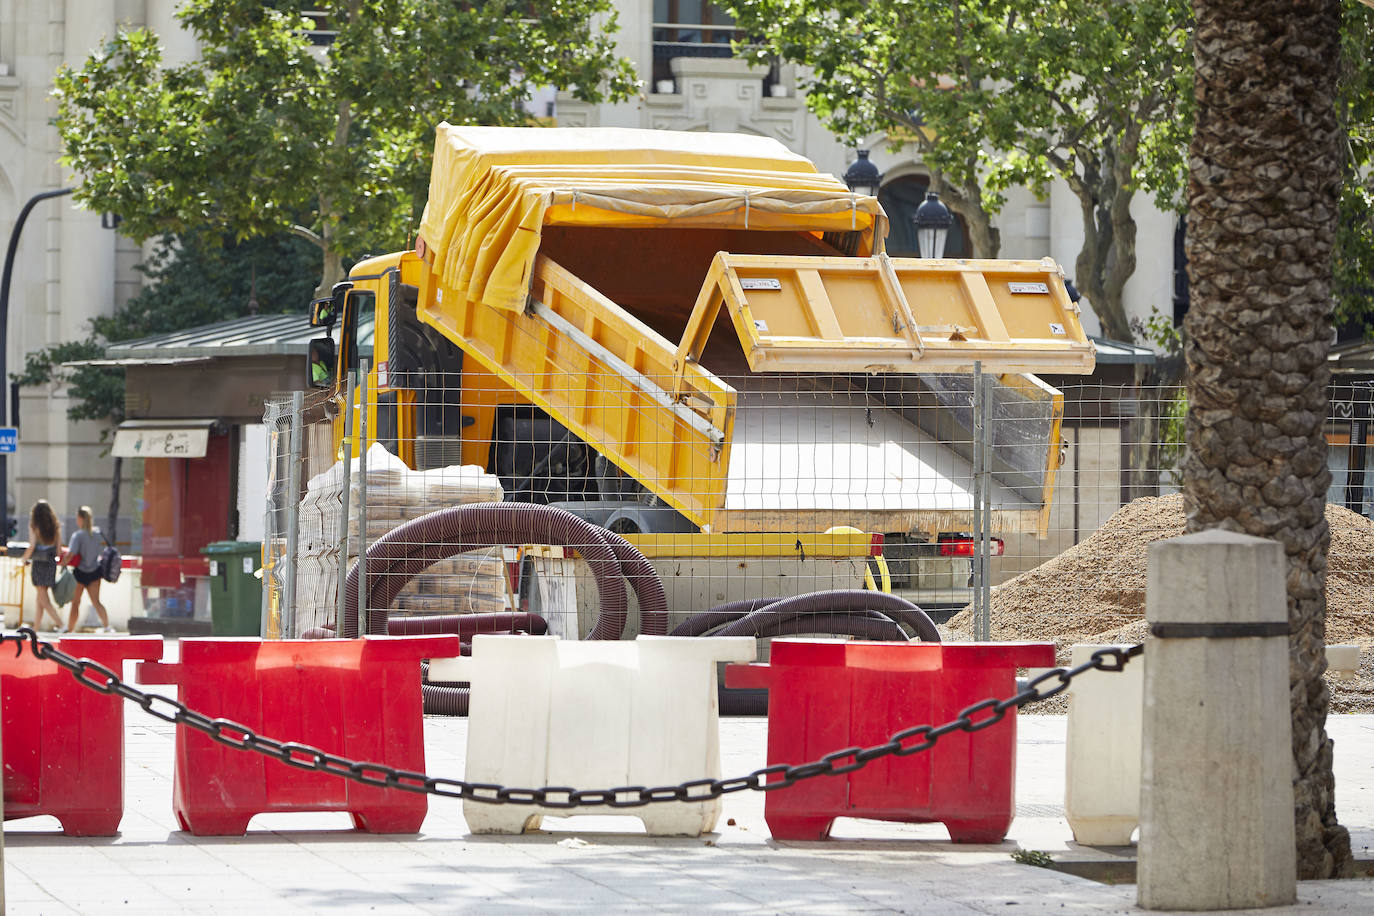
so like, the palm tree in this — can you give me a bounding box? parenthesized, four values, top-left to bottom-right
(1182, 0, 1353, 879)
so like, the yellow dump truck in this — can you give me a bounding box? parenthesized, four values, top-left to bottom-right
(309, 124, 1094, 612)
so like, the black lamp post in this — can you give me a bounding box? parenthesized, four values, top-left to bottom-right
(0, 187, 75, 542)
(842, 150, 883, 197)
(913, 190, 953, 259)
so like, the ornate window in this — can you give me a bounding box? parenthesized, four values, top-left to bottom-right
(652, 1, 743, 86)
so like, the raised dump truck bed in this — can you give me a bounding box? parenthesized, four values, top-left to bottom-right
(327, 124, 1093, 537)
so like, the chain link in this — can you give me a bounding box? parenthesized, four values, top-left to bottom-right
(0, 628, 1141, 808)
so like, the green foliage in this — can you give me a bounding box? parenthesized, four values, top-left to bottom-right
(13, 230, 320, 425)
(728, 1, 993, 193)
(1133, 307, 1186, 485)
(976, 0, 1194, 205)
(1010, 848, 1055, 867)
(52, 0, 639, 282)
(725, 0, 1194, 341)
(10, 339, 122, 426)
(94, 230, 322, 343)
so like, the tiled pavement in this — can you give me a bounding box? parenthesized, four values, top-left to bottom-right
(4, 654, 1374, 914)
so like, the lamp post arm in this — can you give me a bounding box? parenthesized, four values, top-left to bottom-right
(0, 186, 76, 540)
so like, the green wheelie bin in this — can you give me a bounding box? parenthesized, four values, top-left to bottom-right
(201, 541, 263, 636)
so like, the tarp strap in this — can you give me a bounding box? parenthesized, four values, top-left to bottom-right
(850, 192, 857, 230)
(744, 190, 750, 229)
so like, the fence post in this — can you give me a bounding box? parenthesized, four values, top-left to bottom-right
(971, 362, 991, 641)
(1138, 529, 1296, 910)
(978, 370, 992, 638)
(281, 390, 305, 639)
(357, 359, 369, 635)
(261, 400, 280, 639)
(336, 369, 356, 637)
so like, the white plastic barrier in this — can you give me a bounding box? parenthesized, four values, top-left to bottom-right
(1048, 641, 1360, 849)
(428, 634, 756, 836)
(1064, 644, 1143, 846)
(1327, 644, 1361, 679)
(1, 557, 145, 631)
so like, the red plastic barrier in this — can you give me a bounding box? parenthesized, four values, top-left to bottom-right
(726, 639, 1055, 843)
(137, 635, 460, 836)
(2, 636, 165, 835)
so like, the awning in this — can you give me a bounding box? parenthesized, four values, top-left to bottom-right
(112, 419, 218, 459)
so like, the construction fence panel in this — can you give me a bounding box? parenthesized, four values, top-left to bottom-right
(258, 361, 1373, 702)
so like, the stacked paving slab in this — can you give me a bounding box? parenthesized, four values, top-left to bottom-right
(293, 444, 507, 635)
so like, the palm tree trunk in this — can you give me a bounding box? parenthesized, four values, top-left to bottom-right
(1184, 0, 1351, 879)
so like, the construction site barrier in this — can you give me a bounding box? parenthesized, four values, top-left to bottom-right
(429, 634, 756, 836)
(727, 638, 1054, 842)
(1049, 640, 1361, 849)
(1, 629, 1141, 844)
(137, 635, 460, 835)
(2, 636, 164, 835)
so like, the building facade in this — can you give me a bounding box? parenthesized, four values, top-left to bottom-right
(0, 0, 199, 538)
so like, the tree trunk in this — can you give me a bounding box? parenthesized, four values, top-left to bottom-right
(317, 242, 344, 298)
(1184, 0, 1351, 880)
(1072, 137, 1138, 343)
(106, 455, 121, 542)
(937, 175, 1001, 258)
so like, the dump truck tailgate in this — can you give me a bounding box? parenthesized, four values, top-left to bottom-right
(677, 254, 1095, 377)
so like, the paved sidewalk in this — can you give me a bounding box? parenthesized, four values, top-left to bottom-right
(4, 662, 1374, 913)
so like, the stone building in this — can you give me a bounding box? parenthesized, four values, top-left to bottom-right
(0, 1, 197, 538)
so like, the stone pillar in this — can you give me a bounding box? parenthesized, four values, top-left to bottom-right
(1138, 529, 1296, 910)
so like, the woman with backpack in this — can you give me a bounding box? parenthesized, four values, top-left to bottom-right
(66, 506, 114, 633)
(19, 499, 66, 631)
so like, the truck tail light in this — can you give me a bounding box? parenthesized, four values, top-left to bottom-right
(937, 537, 1004, 557)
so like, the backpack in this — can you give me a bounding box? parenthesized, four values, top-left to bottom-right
(97, 530, 122, 583)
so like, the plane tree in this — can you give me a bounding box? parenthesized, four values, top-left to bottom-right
(52, 0, 640, 294)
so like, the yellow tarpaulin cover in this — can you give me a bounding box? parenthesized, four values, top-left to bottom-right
(416, 123, 888, 313)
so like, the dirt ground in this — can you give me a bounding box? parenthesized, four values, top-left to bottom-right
(942, 493, 1374, 714)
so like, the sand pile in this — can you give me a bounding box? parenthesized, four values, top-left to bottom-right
(945, 493, 1374, 712)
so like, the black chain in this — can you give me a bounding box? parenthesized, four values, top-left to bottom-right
(1, 627, 1140, 807)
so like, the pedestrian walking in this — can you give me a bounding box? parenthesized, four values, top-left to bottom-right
(66, 506, 114, 633)
(19, 499, 65, 631)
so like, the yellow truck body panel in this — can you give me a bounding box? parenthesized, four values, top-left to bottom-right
(340, 125, 1093, 536)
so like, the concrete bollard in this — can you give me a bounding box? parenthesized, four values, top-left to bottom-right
(1138, 530, 1296, 910)
(430, 634, 756, 836)
(1062, 643, 1144, 846)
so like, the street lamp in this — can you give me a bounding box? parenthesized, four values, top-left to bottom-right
(0, 187, 75, 541)
(842, 150, 883, 197)
(913, 191, 953, 259)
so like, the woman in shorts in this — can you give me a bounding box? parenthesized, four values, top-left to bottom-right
(66, 506, 114, 633)
(20, 499, 65, 631)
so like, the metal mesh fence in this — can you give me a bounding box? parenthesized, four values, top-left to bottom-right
(259, 364, 1374, 656)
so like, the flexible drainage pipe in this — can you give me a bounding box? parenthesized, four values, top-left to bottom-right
(343, 502, 631, 639)
(668, 598, 781, 637)
(714, 608, 918, 716)
(674, 590, 940, 643)
(335, 502, 671, 715)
